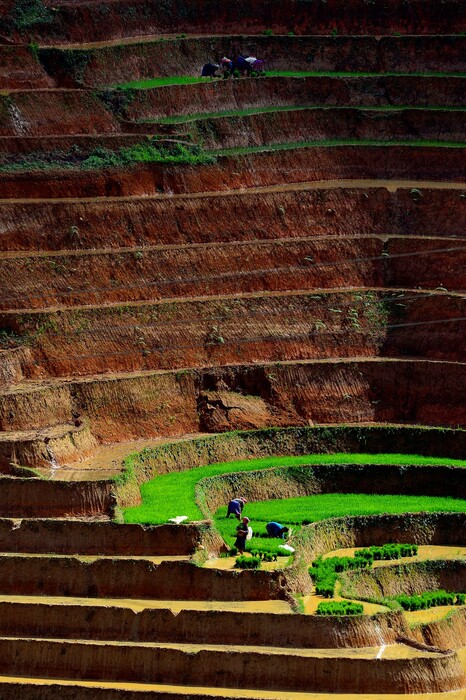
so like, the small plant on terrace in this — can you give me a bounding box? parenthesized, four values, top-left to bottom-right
(235, 555, 261, 569)
(205, 326, 225, 346)
(263, 28, 274, 36)
(0, 328, 24, 349)
(317, 601, 363, 616)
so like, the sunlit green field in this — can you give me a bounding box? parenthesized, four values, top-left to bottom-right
(214, 493, 466, 554)
(123, 452, 466, 550)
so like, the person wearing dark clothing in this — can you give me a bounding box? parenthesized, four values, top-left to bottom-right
(234, 55, 249, 74)
(226, 497, 247, 519)
(266, 522, 289, 539)
(234, 517, 250, 554)
(201, 63, 220, 77)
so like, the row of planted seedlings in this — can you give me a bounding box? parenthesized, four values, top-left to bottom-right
(309, 543, 466, 615)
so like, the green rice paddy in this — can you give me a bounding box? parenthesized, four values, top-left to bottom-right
(114, 70, 466, 90)
(215, 493, 466, 554)
(123, 452, 466, 527)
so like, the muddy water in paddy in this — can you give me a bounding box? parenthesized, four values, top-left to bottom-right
(406, 604, 462, 625)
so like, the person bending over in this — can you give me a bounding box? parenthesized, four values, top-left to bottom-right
(226, 497, 247, 520)
(266, 521, 290, 539)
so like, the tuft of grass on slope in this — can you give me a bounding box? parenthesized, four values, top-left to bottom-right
(123, 452, 466, 525)
(215, 493, 466, 555)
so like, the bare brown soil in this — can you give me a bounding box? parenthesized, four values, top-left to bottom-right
(0, 5, 465, 697)
(1, 680, 466, 700)
(0, 520, 207, 555)
(0, 91, 120, 138)
(0, 475, 113, 517)
(8, 0, 466, 42)
(0, 557, 290, 600)
(2, 106, 465, 158)
(0, 635, 460, 694)
(177, 108, 466, 151)
(0, 46, 53, 89)
(2, 290, 464, 380)
(0, 422, 98, 469)
(1, 360, 465, 446)
(0, 598, 407, 647)
(1, 183, 464, 252)
(1, 237, 463, 311)
(414, 608, 466, 649)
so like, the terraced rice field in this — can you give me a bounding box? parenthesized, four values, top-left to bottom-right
(0, 0, 464, 697)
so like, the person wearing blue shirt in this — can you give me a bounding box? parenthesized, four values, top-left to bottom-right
(266, 522, 289, 539)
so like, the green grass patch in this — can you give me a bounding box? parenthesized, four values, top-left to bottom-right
(114, 70, 466, 90)
(234, 493, 466, 524)
(123, 451, 466, 526)
(0, 140, 215, 173)
(215, 494, 466, 555)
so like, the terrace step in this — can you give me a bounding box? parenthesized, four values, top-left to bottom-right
(1, 235, 464, 310)
(0, 474, 113, 518)
(2, 288, 464, 380)
(1, 180, 464, 253)
(0, 90, 120, 138)
(38, 35, 466, 88)
(0, 145, 464, 200)
(0, 46, 54, 91)
(0, 520, 210, 556)
(0, 676, 465, 700)
(0, 422, 97, 471)
(19, 0, 466, 42)
(0, 556, 290, 601)
(0, 595, 405, 646)
(1, 107, 465, 157)
(121, 76, 466, 122)
(158, 107, 466, 151)
(0, 637, 458, 695)
(1, 358, 465, 442)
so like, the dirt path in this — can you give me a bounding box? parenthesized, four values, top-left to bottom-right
(2, 356, 464, 396)
(3, 286, 461, 317)
(1, 233, 461, 261)
(1, 179, 464, 206)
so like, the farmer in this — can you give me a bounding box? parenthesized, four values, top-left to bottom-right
(220, 56, 233, 75)
(201, 62, 220, 78)
(235, 517, 250, 555)
(233, 55, 249, 75)
(226, 497, 247, 520)
(266, 521, 290, 539)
